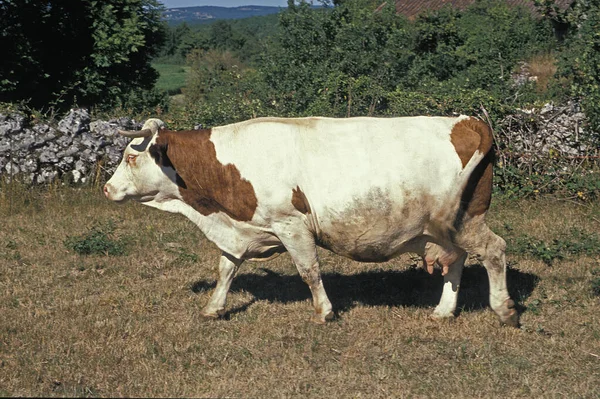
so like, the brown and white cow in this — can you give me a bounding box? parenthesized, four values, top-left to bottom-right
(104, 116, 518, 326)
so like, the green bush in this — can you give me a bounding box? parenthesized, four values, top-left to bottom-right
(385, 86, 511, 120)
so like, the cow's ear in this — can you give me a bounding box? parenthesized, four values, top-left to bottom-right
(148, 141, 187, 189)
(149, 142, 173, 169)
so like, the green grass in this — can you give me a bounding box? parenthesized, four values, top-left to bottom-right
(152, 63, 189, 95)
(1, 184, 599, 397)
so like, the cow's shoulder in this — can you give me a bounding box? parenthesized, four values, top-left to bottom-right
(149, 128, 258, 222)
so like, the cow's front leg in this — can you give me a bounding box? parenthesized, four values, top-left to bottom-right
(201, 252, 243, 319)
(277, 227, 334, 323)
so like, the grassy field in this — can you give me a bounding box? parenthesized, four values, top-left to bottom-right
(0, 184, 599, 397)
(152, 63, 189, 95)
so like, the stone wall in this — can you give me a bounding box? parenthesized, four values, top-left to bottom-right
(0, 105, 597, 186)
(0, 109, 141, 185)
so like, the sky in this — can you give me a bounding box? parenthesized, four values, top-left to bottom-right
(159, 0, 291, 7)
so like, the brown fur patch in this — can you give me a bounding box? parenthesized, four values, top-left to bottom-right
(451, 118, 495, 219)
(450, 119, 482, 168)
(291, 186, 311, 214)
(461, 153, 493, 217)
(150, 129, 258, 222)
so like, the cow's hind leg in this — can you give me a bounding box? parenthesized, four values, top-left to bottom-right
(457, 215, 519, 327)
(432, 250, 466, 319)
(276, 227, 334, 323)
(201, 252, 243, 319)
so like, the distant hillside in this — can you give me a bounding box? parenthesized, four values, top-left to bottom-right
(163, 5, 284, 24)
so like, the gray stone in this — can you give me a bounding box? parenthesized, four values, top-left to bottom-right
(0, 139, 10, 153)
(21, 158, 38, 174)
(36, 168, 59, 184)
(4, 162, 19, 175)
(18, 135, 36, 151)
(75, 159, 88, 173)
(541, 103, 554, 114)
(56, 133, 73, 147)
(72, 169, 84, 183)
(39, 150, 58, 164)
(57, 156, 74, 171)
(90, 120, 119, 137)
(58, 109, 90, 135)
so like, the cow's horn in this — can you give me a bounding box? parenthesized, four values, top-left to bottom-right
(117, 128, 153, 138)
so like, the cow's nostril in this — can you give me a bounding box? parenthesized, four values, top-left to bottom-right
(103, 184, 110, 198)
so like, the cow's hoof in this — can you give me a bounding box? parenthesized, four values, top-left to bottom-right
(430, 311, 456, 321)
(200, 308, 226, 320)
(499, 309, 520, 328)
(498, 299, 520, 328)
(312, 311, 335, 324)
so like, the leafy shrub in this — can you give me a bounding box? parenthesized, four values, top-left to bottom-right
(107, 87, 171, 116)
(385, 86, 512, 121)
(557, 0, 600, 140)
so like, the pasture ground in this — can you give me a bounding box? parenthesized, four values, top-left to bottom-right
(0, 185, 599, 397)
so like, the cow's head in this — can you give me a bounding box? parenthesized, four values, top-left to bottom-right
(104, 118, 179, 203)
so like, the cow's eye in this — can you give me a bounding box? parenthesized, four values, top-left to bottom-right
(126, 154, 137, 165)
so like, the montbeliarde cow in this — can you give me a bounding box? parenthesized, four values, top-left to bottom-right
(104, 116, 518, 327)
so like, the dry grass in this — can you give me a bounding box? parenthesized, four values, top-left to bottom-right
(526, 53, 558, 94)
(1, 185, 599, 397)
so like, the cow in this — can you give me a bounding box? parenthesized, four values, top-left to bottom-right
(104, 116, 518, 327)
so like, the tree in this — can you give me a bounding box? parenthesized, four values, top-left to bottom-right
(262, 0, 408, 116)
(558, 0, 600, 136)
(210, 20, 245, 51)
(0, 0, 166, 111)
(181, 49, 267, 126)
(261, 0, 332, 115)
(159, 22, 192, 62)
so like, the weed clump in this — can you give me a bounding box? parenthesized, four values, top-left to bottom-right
(65, 220, 127, 256)
(591, 269, 600, 297)
(503, 226, 600, 266)
(592, 278, 600, 297)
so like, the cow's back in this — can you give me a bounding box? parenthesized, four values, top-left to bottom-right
(211, 116, 466, 199)
(208, 116, 478, 261)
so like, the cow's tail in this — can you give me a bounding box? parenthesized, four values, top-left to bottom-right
(428, 117, 494, 245)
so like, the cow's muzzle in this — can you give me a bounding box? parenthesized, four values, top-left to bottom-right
(103, 184, 110, 199)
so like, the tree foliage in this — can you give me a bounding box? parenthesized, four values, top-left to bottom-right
(161, 0, 597, 201)
(0, 0, 166, 111)
(557, 0, 600, 137)
(253, 0, 556, 118)
(155, 13, 278, 65)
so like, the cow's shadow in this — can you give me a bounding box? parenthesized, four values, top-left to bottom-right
(191, 264, 538, 318)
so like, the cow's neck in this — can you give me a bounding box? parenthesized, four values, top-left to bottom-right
(143, 198, 247, 257)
